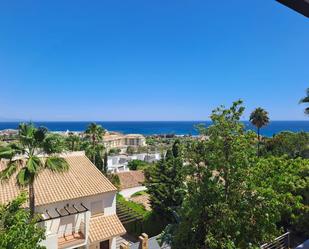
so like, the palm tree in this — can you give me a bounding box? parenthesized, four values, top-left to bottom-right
(85, 123, 105, 166)
(66, 132, 81, 151)
(0, 123, 69, 217)
(299, 88, 309, 115)
(249, 108, 270, 156)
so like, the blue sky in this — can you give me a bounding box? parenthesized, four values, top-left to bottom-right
(0, 0, 308, 121)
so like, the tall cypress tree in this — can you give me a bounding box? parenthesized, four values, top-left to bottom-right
(145, 141, 184, 221)
(172, 139, 181, 158)
(103, 151, 108, 174)
(165, 149, 174, 161)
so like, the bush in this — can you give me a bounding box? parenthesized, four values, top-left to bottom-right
(0, 193, 46, 249)
(107, 174, 120, 189)
(127, 160, 150, 171)
(131, 191, 147, 197)
(108, 148, 121, 155)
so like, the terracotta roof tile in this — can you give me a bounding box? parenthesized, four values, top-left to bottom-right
(116, 170, 145, 190)
(89, 214, 126, 243)
(0, 152, 117, 206)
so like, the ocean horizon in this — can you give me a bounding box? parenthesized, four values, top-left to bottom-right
(0, 121, 308, 137)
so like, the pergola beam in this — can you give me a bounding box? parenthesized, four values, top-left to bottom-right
(39, 203, 89, 222)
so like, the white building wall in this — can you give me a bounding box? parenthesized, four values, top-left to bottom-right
(110, 237, 116, 249)
(38, 191, 117, 249)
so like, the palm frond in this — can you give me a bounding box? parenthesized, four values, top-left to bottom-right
(34, 126, 48, 143)
(16, 167, 31, 186)
(9, 143, 24, 154)
(299, 96, 309, 104)
(0, 146, 16, 160)
(249, 107, 270, 128)
(45, 157, 69, 172)
(18, 123, 36, 147)
(26, 156, 43, 174)
(0, 160, 19, 181)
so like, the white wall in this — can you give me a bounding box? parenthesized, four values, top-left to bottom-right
(38, 191, 117, 249)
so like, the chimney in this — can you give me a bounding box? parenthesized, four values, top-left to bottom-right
(120, 242, 129, 249)
(138, 233, 149, 249)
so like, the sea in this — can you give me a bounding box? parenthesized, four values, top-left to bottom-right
(0, 121, 309, 137)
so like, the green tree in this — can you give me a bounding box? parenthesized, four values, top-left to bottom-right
(65, 132, 81, 151)
(249, 107, 270, 156)
(0, 193, 46, 249)
(250, 156, 309, 237)
(0, 123, 69, 217)
(126, 146, 135, 155)
(42, 133, 65, 154)
(299, 88, 309, 115)
(172, 139, 182, 158)
(84, 123, 105, 167)
(262, 131, 309, 159)
(145, 156, 184, 221)
(165, 149, 174, 161)
(103, 151, 108, 174)
(108, 148, 121, 155)
(170, 101, 282, 249)
(127, 159, 149, 171)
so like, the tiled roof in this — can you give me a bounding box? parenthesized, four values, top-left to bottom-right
(89, 214, 126, 243)
(124, 134, 145, 138)
(0, 152, 117, 206)
(116, 170, 145, 190)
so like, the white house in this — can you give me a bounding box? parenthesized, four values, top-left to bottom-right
(0, 151, 126, 249)
(107, 153, 161, 173)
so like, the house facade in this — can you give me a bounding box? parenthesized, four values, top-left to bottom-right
(107, 153, 161, 173)
(0, 151, 126, 249)
(103, 133, 146, 150)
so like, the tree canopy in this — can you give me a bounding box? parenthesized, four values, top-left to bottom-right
(0, 193, 46, 249)
(0, 123, 68, 217)
(145, 141, 185, 222)
(156, 101, 308, 249)
(261, 131, 309, 159)
(84, 122, 105, 170)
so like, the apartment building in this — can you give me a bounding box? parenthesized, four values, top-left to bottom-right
(103, 133, 146, 149)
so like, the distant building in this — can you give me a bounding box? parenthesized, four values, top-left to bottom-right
(107, 153, 161, 173)
(103, 133, 146, 149)
(0, 151, 126, 249)
(107, 155, 130, 172)
(0, 129, 18, 141)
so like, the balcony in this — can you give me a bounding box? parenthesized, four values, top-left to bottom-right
(58, 223, 86, 249)
(40, 203, 89, 249)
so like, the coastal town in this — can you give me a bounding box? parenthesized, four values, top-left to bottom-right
(1, 1, 309, 249)
(1, 100, 309, 249)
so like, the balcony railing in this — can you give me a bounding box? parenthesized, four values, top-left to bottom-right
(260, 232, 290, 249)
(57, 222, 86, 249)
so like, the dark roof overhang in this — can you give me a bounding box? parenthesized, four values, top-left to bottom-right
(277, 0, 309, 18)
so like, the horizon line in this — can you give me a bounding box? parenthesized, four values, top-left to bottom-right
(0, 120, 309, 122)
